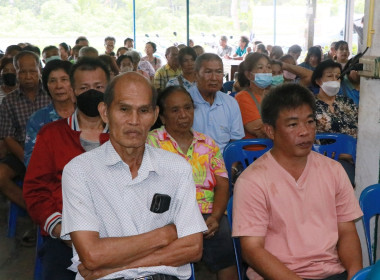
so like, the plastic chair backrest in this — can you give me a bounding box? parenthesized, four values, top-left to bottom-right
(312, 133, 357, 163)
(227, 197, 248, 280)
(188, 263, 195, 280)
(222, 81, 234, 93)
(223, 139, 273, 194)
(229, 92, 238, 98)
(359, 184, 380, 265)
(351, 265, 372, 280)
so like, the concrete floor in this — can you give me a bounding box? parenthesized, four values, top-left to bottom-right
(0, 197, 35, 280)
(0, 197, 216, 280)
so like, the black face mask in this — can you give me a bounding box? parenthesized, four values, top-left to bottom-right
(76, 89, 104, 117)
(2, 73, 17, 87)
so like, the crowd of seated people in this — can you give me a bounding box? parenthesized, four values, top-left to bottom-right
(0, 34, 363, 280)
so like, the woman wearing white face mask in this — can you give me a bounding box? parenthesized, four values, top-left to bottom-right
(235, 53, 272, 138)
(312, 60, 358, 138)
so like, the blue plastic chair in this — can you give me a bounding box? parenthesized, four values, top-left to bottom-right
(351, 265, 373, 280)
(7, 180, 27, 238)
(229, 92, 238, 98)
(34, 227, 44, 280)
(222, 81, 234, 93)
(313, 133, 357, 163)
(189, 263, 195, 280)
(227, 196, 248, 280)
(223, 139, 273, 194)
(359, 184, 380, 265)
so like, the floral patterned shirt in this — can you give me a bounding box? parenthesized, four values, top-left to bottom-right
(315, 95, 358, 138)
(147, 126, 228, 214)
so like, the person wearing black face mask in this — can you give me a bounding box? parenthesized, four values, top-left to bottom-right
(0, 57, 18, 104)
(23, 57, 111, 280)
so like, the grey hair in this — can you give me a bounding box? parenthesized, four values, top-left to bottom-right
(13, 51, 40, 70)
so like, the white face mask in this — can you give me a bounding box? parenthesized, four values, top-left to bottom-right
(321, 81, 340, 96)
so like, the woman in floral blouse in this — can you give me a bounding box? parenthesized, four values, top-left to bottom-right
(311, 59, 358, 186)
(147, 86, 238, 280)
(311, 59, 358, 138)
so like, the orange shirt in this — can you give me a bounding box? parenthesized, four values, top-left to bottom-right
(235, 90, 262, 139)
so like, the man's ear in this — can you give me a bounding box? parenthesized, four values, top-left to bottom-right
(263, 123, 274, 140)
(98, 102, 108, 124)
(153, 106, 159, 125)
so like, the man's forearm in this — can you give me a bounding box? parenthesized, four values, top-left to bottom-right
(4, 137, 24, 162)
(211, 176, 229, 221)
(337, 222, 362, 279)
(80, 232, 203, 280)
(71, 224, 178, 271)
(241, 238, 302, 280)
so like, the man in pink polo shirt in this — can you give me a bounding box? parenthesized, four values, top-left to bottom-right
(232, 83, 363, 280)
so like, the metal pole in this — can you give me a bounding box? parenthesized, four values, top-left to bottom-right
(274, 0, 276, 45)
(133, 0, 136, 48)
(186, 0, 190, 45)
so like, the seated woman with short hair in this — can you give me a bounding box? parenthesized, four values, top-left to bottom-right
(312, 60, 358, 138)
(312, 59, 358, 186)
(147, 86, 238, 280)
(298, 46, 322, 71)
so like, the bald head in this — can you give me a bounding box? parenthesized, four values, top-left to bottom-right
(104, 72, 157, 108)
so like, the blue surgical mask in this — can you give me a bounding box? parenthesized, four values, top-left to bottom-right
(45, 56, 61, 63)
(271, 74, 284, 86)
(253, 73, 272, 89)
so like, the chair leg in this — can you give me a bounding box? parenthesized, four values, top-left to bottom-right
(33, 227, 44, 280)
(7, 201, 27, 238)
(7, 202, 19, 238)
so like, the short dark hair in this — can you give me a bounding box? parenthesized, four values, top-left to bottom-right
(70, 57, 110, 88)
(13, 51, 40, 70)
(178, 47, 197, 66)
(124, 38, 134, 45)
(279, 54, 296, 64)
(256, 43, 267, 53)
(104, 72, 157, 108)
(72, 44, 83, 52)
(195, 53, 222, 72)
(261, 83, 316, 128)
(240, 36, 249, 47)
(104, 36, 116, 43)
(116, 47, 128, 57)
(335, 40, 348, 51)
(165, 46, 178, 57)
(270, 45, 284, 60)
(59, 42, 71, 53)
(157, 86, 194, 116)
(22, 45, 41, 56)
(42, 60, 73, 96)
(237, 52, 270, 87)
(116, 55, 133, 67)
(288, 44, 302, 54)
(0, 57, 14, 72)
(75, 36, 88, 45)
(42, 45, 59, 55)
(5, 45, 22, 56)
(311, 59, 342, 87)
(304, 46, 322, 64)
(146, 42, 157, 53)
